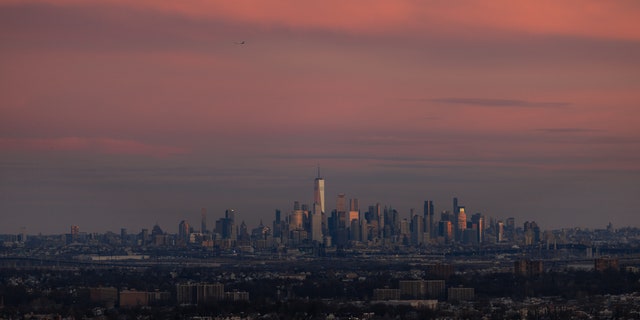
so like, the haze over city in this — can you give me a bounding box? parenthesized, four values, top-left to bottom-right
(1, 1, 639, 234)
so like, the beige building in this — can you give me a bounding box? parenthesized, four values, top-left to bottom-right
(373, 288, 400, 301)
(119, 290, 148, 307)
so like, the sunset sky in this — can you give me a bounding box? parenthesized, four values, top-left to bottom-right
(1, 1, 639, 234)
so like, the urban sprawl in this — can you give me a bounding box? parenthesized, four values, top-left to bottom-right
(2, 175, 640, 319)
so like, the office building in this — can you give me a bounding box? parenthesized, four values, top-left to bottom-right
(424, 280, 446, 299)
(314, 170, 327, 234)
(373, 288, 400, 300)
(70, 225, 79, 242)
(177, 283, 224, 305)
(273, 209, 283, 239)
(225, 291, 249, 301)
(201, 208, 207, 233)
(178, 220, 190, 244)
(448, 287, 474, 301)
(399, 280, 426, 299)
(595, 257, 620, 272)
(496, 220, 505, 242)
(456, 207, 467, 241)
(119, 290, 149, 308)
(471, 213, 484, 243)
(311, 203, 323, 242)
(289, 210, 305, 231)
(524, 221, 541, 245)
(411, 213, 424, 245)
(349, 198, 359, 212)
(439, 220, 453, 242)
(424, 200, 435, 240)
(215, 211, 237, 241)
(336, 193, 346, 213)
(514, 259, 544, 277)
(314, 168, 325, 215)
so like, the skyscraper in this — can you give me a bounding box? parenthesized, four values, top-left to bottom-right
(311, 202, 323, 242)
(178, 220, 190, 244)
(289, 210, 304, 231)
(336, 193, 346, 213)
(471, 213, 484, 244)
(496, 220, 505, 242)
(273, 209, 283, 239)
(376, 203, 384, 239)
(453, 197, 459, 214)
(349, 198, 359, 223)
(314, 167, 325, 215)
(456, 207, 467, 241)
(313, 169, 327, 235)
(70, 225, 79, 242)
(225, 209, 236, 222)
(424, 200, 434, 240)
(349, 198, 359, 212)
(411, 212, 424, 245)
(201, 208, 207, 234)
(215, 209, 237, 240)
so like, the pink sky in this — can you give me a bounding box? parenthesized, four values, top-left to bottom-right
(1, 1, 639, 233)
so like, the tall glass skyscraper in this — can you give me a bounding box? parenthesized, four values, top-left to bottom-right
(424, 200, 434, 239)
(314, 168, 325, 215)
(314, 167, 326, 235)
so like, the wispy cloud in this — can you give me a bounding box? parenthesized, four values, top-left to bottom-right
(0, 137, 188, 158)
(430, 98, 570, 108)
(535, 128, 601, 133)
(4, 1, 639, 40)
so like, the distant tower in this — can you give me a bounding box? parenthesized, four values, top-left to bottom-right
(225, 209, 236, 222)
(376, 203, 384, 239)
(411, 211, 424, 245)
(311, 202, 323, 243)
(314, 166, 325, 215)
(18, 226, 27, 243)
(273, 209, 283, 239)
(120, 228, 127, 245)
(336, 194, 347, 229)
(178, 220, 190, 243)
(471, 213, 484, 244)
(201, 208, 207, 233)
(349, 198, 359, 223)
(349, 198, 359, 212)
(289, 210, 304, 231)
(496, 220, 505, 242)
(312, 167, 325, 242)
(336, 194, 346, 213)
(439, 220, 453, 242)
(424, 200, 435, 239)
(506, 217, 515, 241)
(453, 197, 459, 214)
(217, 210, 237, 240)
(456, 207, 467, 241)
(70, 225, 79, 242)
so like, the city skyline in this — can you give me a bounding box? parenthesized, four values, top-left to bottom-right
(1, 1, 640, 234)
(0, 176, 624, 236)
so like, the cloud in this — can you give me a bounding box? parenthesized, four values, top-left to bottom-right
(430, 98, 570, 108)
(3, 0, 640, 41)
(0, 137, 188, 157)
(535, 128, 601, 133)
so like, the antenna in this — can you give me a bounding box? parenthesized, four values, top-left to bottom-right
(317, 163, 321, 178)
